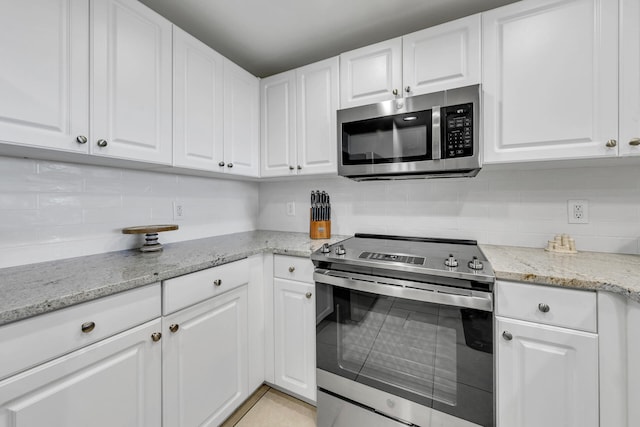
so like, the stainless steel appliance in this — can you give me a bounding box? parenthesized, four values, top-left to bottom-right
(337, 85, 481, 181)
(312, 234, 495, 427)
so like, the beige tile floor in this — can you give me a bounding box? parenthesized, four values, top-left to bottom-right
(221, 385, 316, 427)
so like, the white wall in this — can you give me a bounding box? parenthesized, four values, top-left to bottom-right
(0, 156, 259, 268)
(259, 164, 640, 255)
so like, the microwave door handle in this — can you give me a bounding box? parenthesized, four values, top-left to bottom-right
(432, 106, 441, 160)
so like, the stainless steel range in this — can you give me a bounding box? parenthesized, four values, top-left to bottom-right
(312, 234, 495, 427)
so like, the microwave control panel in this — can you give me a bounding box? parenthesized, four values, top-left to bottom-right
(442, 103, 473, 158)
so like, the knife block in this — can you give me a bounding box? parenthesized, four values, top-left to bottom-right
(310, 209, 331, 239)
(310, 220, 331, 239)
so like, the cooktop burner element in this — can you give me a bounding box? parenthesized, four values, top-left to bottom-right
(311, 233, 495, 288)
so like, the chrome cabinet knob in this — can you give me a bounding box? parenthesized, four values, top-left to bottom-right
(605, 139, 617, 148)
(76, 135, 87, 144)
(151, 332, 162, 342)
(502, 331, 513, 341)
(405, 86, 411, 93)
(169, 324, 179, 333)
(629, 138, 640, 146)
(97, 139, 108, 147)
(306, 292, 312, 299)
(289, 165, 294, 170)
(81, 321, 95, 333)
(213, 279, 222, 287)
(392, 89, 399, 96)
(538, 303, 550, 313)
(227, 163, 233, 168)
(297, 165, 302, 170)
(218, 161, 225, 167)
(288, 266, 295, 273)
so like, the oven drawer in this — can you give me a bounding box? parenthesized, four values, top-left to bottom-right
(274, 255, 314, 284)
(317, 390, 409, 427)
(496, 280, 597, 332)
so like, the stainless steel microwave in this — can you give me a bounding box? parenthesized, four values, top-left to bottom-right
(337, 84, 481, 180)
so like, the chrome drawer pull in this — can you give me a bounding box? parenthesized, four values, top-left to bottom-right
(81, 321, 95, 333)
(538, 303, 550, 313)
(151, 332, 162, 342)
(306, 292, 312, 299)
(169, 324, 179, 333)
(289, 266, 295, 273)
(213, 279, 222, 287)
(502, 331, 513, 341)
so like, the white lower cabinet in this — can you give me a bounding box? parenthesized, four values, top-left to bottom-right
(274, 278, 316, 402)
(0, 319, 162, 427)
(269, 255, 317, 403)
(495, 280, 599, 427)
(163, 285, 248, 427)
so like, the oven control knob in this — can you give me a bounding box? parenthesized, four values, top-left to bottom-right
(321, 243, 331, 253)
(335, 244, 346, 256)
(468, 256, 484, 270)
(444, 254, 458, 268)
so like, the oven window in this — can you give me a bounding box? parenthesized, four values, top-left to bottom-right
(341, 110, 432, 165)
(317, 285, 494, 427)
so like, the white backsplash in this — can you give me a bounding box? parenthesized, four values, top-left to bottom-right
(0, 156, 259, 268)
(258, 165, 640, 255)
(2, 155, 639, 269)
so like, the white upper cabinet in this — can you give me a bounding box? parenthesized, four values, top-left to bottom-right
(0, 0, 89, 153)
(261, 70, 297, 177)
(403, 14, 481, 96)
(224, 59, 261, 177)
(340, 38, 402, 108)
(483, 0, 619, 163)
(340, 16, 481, 108)
(261, 57, 339, 177)
(173, 27, 225, 172)
(620, 0, 640, 156)
(91, 0, 173, 164)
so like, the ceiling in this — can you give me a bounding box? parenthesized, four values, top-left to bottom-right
(140, 0, 519, 78)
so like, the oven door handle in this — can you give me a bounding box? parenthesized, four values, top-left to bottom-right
(314, 269, 493, 312)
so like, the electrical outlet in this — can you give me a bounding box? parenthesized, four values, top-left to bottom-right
(173, 202, 185, 220)
(286, 201, 295, 216)
(567, 199, 589, 224)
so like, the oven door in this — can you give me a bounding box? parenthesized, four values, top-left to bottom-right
(315, 271, 494, 427)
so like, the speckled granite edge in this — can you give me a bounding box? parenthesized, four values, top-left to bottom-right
(2, 234, 639, 328)
(480, 244, 640, 304)
(0, 231, 348, 327)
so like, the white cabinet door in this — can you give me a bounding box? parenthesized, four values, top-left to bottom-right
(496, 316, 598, 427)
(620, 0, 640, 157)
(91, 0, 172, 164)
(163, 286, 248, 427)
(224, 60, 260, 177)
(483, 0, 619, 163)
(296, 57, 339, 175)
(340, 38, 402, 108)
(0, 0, 89, 153)
(273, 278, 316, 402)
(0, 319, 162, 427)
(403, 14, 481, 96)
(173, 26, 225, 171)
(260, 70, 297, 177)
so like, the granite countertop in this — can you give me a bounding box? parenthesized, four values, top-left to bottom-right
(2, 232, 639, 328)
(481, 244, 640, 303)
(0, 230, 347, 327)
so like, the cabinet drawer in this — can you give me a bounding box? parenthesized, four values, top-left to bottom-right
(274, 255, 314, 284)
(496, 280, 597, 332)
(163, 259, 249, 314)
(0, 283, 161, 381)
